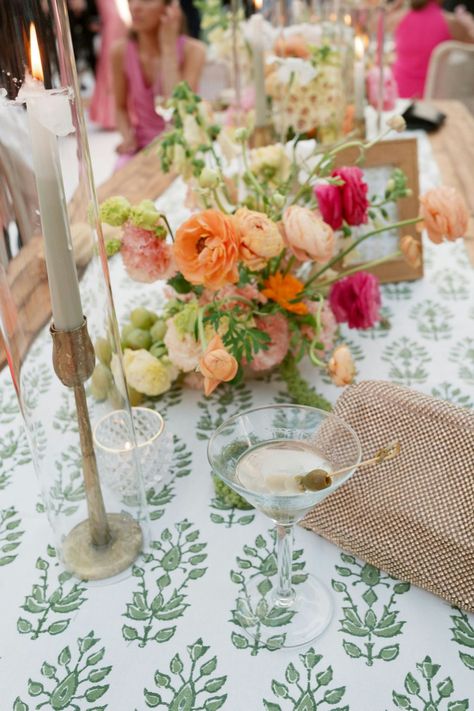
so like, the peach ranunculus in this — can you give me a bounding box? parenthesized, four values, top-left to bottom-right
(262, 272, 309, 315)
(418, 187, 469, 244)
(199, 334, 239, 396)
(164, 318, 202, 373)
(400, 235, 422, 270)
(174, 209, 240, 290)
(234, 208, 284, 270)
(328, 344, 356, 387)
(282, 206, 334, 263)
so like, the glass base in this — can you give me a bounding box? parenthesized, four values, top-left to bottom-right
(234, 574, 333, 650)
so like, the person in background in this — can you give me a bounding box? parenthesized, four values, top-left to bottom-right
(111, 0, 205, 167)
(89, 0, 127, 129)
(388, 0, 474, 98)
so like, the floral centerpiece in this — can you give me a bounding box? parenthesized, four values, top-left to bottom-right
(96, 83, 468, 502)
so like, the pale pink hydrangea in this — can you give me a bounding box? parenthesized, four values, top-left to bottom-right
(164, 319, 202, 372)
(249, 312, 290, 372)
(199, 284, 267, 308)
(121, 224, 177, 283)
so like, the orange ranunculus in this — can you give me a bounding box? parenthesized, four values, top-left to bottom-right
(174, 209, 240, 290)
(418, 187, 469, 244)
(262, 272, 309, 315)
(199, 334, 239, 396)
(400, 235, 422, 270)
(234, 208, 283, 271)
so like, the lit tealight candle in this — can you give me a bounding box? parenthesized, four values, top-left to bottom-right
(18, 24, 83, 332)
(354, 35, 366, 121)
(250, 0, 268, 128)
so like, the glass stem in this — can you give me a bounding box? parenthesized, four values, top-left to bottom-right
(275, 524, 296, 607)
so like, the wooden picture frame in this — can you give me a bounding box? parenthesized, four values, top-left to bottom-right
(334, 137, 422, 283)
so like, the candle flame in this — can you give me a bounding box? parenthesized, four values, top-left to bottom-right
(354, 36, 365, 61)
(254, 0, 263, 10)
(29, 23, 43, 81)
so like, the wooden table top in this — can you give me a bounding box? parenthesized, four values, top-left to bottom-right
(2, 100, 473, 371)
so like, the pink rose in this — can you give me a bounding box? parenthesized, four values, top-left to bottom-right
(418, 186, 469, 244)
(329, 272, 381, 329)
(282, 206, 334, 263)
(249, 313, 290, 372)
(332, 166, 369, 227)
(121, 225, 177, 282)
(314, 183, 343, 230)
(164, 319, 201, 373)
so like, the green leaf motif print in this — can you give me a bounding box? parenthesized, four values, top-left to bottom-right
(122, 519, 207, 647)
(382, 283, 413, 301)
(0, 507, 24, 567)
(358, 306, 393, 340)
(209, 496, 255, 528)
(0, 386, 19, 424)
(197, 382, 253, 441)
(17, 544, 87, 639)
(449, 339, 474, 386)
(53, 392, 79, 435)
(451, 608, 474, 671)
(409, 301, 453, 341)
(43, 446, 85, 518)
(0, 428, 32, 490)
(230, 529, 308, 656)
(332, 553, 410, 666)
(146, 435, 192, 521)
(13, 630, 111, 711)
(143, 638, 227, 709)
(431, 384, 473, 409)
(263, 647, 349, 711)
(382, 337, 430, 386)
(21, 363, 53, 412)
(431, 270, 470, 301)
(391, 655, 469, 710)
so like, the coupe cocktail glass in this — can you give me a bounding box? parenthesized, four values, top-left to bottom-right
(208, 404, 361, 648)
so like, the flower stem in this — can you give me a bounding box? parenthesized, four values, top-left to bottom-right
(318, 251, 402, 286)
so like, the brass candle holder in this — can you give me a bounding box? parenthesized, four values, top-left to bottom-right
(50, 317, 143, 580)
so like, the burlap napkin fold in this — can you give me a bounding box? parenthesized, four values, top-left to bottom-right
(301, 380, 474, 611)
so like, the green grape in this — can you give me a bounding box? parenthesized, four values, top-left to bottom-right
(149, 342, 167, 359)
(150, 319, 167, 343)
(90, 364, 113, 400)
(94, 337, 112, 366)
(130, 307, 158, 330)
(121, 323, 134, 342)
(124, 328, 152, 350)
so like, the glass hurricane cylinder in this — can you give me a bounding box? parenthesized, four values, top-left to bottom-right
(0, 0, 148, 580)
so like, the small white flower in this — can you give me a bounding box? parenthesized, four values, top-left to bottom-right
(276, 58, 318, 87)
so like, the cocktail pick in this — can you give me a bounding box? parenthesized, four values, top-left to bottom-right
(297, 441, 401, 492)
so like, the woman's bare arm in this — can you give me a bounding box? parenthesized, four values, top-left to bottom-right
(110, 40, 138, 153)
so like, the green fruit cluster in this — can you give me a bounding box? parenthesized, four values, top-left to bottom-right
(120, 308, 167, 353)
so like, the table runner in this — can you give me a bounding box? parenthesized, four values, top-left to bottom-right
(1, 134, 473, 710)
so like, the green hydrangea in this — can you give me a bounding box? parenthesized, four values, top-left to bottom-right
(130, 200, 166, 236)
(99, 196, 131, 226)
(173, 302, 199, 336)
(105, 238, 121, 257)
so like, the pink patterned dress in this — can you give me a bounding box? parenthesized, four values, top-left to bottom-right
(393, 1, 451, 98)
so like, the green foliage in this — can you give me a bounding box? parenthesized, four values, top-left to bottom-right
(410, 300, 453, 341)
(431, 383, 473, 409)
(392, 656, 468, 710)
(15, 631, 110, 710)
(451, 608, 474, 671)
(122, 520, 207, 647)
(17, 545, 87, 639)
(332, 553, 410, 666)
(279, 356, 331, 410)
(0, 507, 24, 567)
(449, 338, 474, 385)
(382, 337, 430, 386)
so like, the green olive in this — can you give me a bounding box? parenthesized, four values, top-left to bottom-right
(298, 469, 332, 492)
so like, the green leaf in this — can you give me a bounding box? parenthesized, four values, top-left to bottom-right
(263, 702, 281, 711)
(189, 554, 207, 565)
(362, 589, 378, 606)
(13, 698, 28, 711)
(255, 535, 266, 548)
(437, 677, 454, 698)
(258, 579, 273, 596)
(27, 680, 44, 696)
(417, 656, 440, 680)
(144, 689, 162, 707)
(459, 652, 474, 670)
(154, 627, 175, 643)
(238, 515, 255, 525)
(41, 662, 56, 678)
(340, 621, 369, 637)
(447, 701, 469, 711)
(35, 558, 48, 571)
(377, 645, 399, 661)
(188, 568, 206, 579)
(342, 641, 362, 658)
(210, 513, 225, 524)
(86, 648, 105, 667)
(373, 623, 404, 638)
(360, 564, 381, 586)
(323, 687, 345, 704)
(230, 571, 243, 584)
(204, 676, 226, 693)
(126, 604, 150, 621)
(85, 685, 108, 702)
(200, 657, 218, 676)
(79, 633, 98, 653)
(122, 625, 139, 641)
(266, 635, 286, 651)
(393, 582, 410, 594)
(154, 671, 171, 687)
(58, 646, 71, 666)
(340, 553, 356, 564)
(203, 696, 227, 711)
(331, 580, 347, 593)
(302, 650, 322, 669)
(48, 620, 69, 635)
(285, 662, 300, 684)
(17, 618, 33, 634)
(271, 681, 289, 698)
(452, 629, 474, 648)
(316, 667, 333, 686)
(157, 573, 171, 590)
(170, 653, 183, 675)
(364, 610, 377, 630)
(404, 672, 420, 695)
(392, 692, 411, 709)
(231, 632, 249, 649)
(335, 566, 352, 577)
(88, 667, 112, 683)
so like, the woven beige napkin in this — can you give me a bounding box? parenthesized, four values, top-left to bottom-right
(301, 380, 474, 611)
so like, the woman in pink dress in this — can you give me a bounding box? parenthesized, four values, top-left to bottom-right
(89, 0, 126, 129)
(389, 0, 474, 98)
(111, 0, 205, 166)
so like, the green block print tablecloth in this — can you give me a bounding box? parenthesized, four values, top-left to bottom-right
(1, 136, 473, 710)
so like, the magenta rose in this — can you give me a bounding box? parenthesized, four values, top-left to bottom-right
(314, 183, 343, 230)
(332, 166, 369, 227)
(329, 272, 381, 329)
